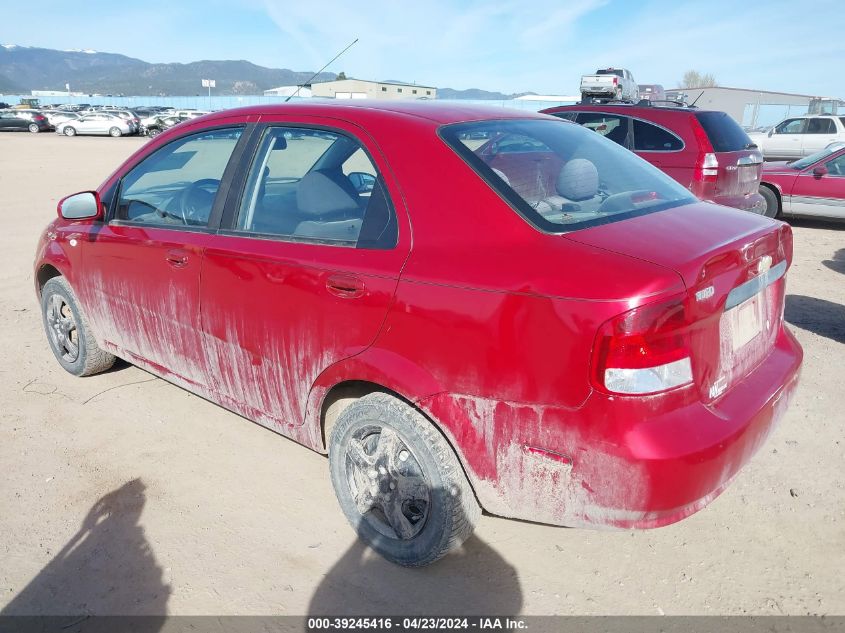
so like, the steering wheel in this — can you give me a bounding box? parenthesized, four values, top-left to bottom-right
(177, 178, 220, 225)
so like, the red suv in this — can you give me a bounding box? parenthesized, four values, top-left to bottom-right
(35, 102, 800, 566)
(542, 103, 766, 213)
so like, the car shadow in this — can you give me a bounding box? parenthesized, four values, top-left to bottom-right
(786, 217, 845, 231)
(822, 248, 845, 275)
(307, 527, 522, 617)
(785, 295, 845, 344)
(1, 479, 170, 625)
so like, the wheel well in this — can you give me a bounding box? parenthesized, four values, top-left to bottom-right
(319, 379, 484, 508)
(761, 182, 782, 207)
(36, 265, 62, 296)
(320, 380, 398, 450)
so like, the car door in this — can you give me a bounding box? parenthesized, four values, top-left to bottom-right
(802, 118, 840, 155)
(788, 150, 845, 218)
(767, 118, 806, 158)
(198, 120, 410, 428)
(79, 124, 248, 386)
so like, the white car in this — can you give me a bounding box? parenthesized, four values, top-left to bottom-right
(749, 115, 845, 160)
(56, 113, 132, 137)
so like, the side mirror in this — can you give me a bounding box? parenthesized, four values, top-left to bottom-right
(58, 191, 102, 220)
(347, 172, 376, 194)
(813, 165, 828, 178)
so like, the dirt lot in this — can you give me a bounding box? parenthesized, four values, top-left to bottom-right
(1, 132, 843, 616)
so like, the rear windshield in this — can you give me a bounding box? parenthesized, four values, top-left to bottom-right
(440, 119, 695, 233)
(596, 69, 624, 77)
(695, 111, 754, 152)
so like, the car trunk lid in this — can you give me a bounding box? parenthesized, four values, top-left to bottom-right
(569, 202, 792, 402)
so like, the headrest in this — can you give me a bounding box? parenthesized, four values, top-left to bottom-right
(296, 171, 360, 217)
(556, 159, 599, 201)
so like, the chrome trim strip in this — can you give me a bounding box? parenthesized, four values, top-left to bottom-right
(725, 259, 787, 310)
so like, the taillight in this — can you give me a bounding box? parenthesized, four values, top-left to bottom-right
(613, 76, 618, 85)
(700, 153, 719, 180)
(591, 294, 694, 395)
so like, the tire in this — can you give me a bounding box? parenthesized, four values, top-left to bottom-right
(109, 127, 122, 137)
(759, 185, 780, 218)
(148, 128, 161, 138)
(580, 92, 590, 104)
(615, 87, 623, 100)
(28, 123, 39, 133)
(41, 277, 116, 377)
(63, 126, 76, 137)
(328, 392, 480, 567)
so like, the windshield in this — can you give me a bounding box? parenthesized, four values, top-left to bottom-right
(440, 119, 695, 233)
(789, 143, 845, 170)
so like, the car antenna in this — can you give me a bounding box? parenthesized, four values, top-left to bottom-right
(286, 38, 359, 103)
(689, 89, 704, 108)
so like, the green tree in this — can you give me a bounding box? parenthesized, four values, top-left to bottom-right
(336, 71, 347, 80)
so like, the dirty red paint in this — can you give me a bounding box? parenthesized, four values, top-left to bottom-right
(34, 101, 802, 529)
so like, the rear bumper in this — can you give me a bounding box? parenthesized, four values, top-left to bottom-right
(421, 325, 802, 529)
(712, 191, 765, 213)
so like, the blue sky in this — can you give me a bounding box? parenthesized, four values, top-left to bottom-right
(3, 0, 844, 95)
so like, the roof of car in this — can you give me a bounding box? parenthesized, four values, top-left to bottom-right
(546, 103, 704, 116)
(202, 100, 550, 125)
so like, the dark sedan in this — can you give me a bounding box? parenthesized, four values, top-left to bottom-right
(0, 109, 51, 133)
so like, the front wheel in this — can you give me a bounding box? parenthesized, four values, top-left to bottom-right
(109, 127, 122, 137)
(41, 277, 116, 376)
(63, 126, 76, 137)
(28, 123, 40, 133)
(328, 393, 480, 567)
(758, 185, 780, 218)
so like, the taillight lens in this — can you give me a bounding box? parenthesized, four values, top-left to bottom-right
(700, 153, 719, 180)
(613, 76, 618, 85)
(591, 295, 694, 395)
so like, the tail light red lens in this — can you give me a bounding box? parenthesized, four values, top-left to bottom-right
(591, 294, 694, 395)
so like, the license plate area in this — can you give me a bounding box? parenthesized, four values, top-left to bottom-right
(727, 293, 764, 351)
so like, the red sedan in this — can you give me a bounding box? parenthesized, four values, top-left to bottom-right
(34, 102, 802, 566)
(759, 142, 845, 219)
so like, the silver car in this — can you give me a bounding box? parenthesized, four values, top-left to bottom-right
(56, 113, 132, 137)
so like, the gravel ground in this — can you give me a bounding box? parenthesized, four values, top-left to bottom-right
(1, 132, 843, 616)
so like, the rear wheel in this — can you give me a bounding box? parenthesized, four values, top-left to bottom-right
(63, 126, 76, 137)
(41, 277, 116, 376)
(328, 392, 480, 567)
(148, 128, 161, 138)
(28, 123, 39, 133)
(109, 127, 122, 137)
(614, 87, 623, 100)
(759, 185, 780, 218)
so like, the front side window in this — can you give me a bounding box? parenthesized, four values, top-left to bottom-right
(442, 118, 695, 233)
(806, 118, 835, 134)
(235, 127, 397, 249)
(115, 128, 242, 227)
(775, 118, 805, 134)
(825, 154, 845, 176)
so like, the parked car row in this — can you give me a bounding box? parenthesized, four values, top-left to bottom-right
(0, 104, 211, 137)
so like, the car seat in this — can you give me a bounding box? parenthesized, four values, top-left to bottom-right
(293, 170, 364, 243)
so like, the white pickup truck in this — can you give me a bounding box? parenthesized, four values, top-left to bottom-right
(580, 68, 639, 103)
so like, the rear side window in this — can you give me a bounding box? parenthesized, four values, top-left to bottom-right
(806, 118, 835, 134)
(234, 127, 397, 249)
(694, 111, 753, 152)
(553, 111, 579, 122)
(632, 119, 683, 151)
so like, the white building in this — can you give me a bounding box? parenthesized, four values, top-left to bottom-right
(263, 85, 312, 98)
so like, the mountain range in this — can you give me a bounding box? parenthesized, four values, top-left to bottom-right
(0, 44, 528, 100)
